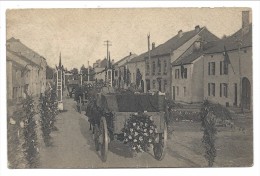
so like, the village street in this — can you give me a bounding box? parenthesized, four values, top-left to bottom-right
(37, 94, 253, 168)
(38, 95, 205, 168)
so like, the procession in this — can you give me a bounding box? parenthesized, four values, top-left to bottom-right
(6, 8, 253, 169)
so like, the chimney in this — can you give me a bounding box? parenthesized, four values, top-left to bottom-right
(242, 11, 250, 35)
(242, 11, 250, 28)
(178, 30, 183, 38)
(148, 34, 151, 60)
(129, 52, 132, 56)
(152, 42, 155, 50)
(195, 25, 200, 32)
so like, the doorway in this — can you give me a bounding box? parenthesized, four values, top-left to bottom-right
(242, 77, 251, 110)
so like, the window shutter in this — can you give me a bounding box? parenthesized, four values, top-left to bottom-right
(208, 83, 210, 96)
(220, 83, 222, 97)
(220, 61, 222, 75)
(208, 62, 210, 75)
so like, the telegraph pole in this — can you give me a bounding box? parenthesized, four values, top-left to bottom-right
(104, 40, 112, 67)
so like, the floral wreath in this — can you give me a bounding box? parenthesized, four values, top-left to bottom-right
(122, 113, 157, 153)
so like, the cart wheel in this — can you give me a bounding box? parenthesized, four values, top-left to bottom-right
(153, 121, 167, 161)
(94, 124, 100, 151)
(99, 117, 108, 162)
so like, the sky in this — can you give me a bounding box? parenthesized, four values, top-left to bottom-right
(6, 8, 251, 70)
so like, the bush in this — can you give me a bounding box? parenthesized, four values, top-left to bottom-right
(200, 100, 232, 167)
(21, 95, 39, 168)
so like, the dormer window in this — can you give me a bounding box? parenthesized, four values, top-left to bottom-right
(194, 41, 201, 51)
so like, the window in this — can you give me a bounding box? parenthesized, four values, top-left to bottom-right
(176, 86, 179, 96)
(223, 62, 228, 75)
(146, 61, 150, 75)
(183, 87, 187, 96)
(220, 61, 228, 75)
(163, 60, 167, 75)
(152, 61, 156, 75)
(152, 80, 156, 89)
(208, 62, 215, 75)
(220, 83, 228, 98)
(175, 69, 180, 79)
(158, 59, 161, 75)
(183, 68, 187, 79)
(208, 83, 215, 96)
(115, 70, 118, 77)
(164, 80, 167, 92)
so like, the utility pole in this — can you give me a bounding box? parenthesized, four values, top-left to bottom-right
(104, 40, 112, 67)
(236, 39, 243, 113)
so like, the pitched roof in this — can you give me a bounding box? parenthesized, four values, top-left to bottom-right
(205, 24, 252, 54)
(128, 52, 145, 63)
(6, 37, 45, 67)
(172, 40, 217, 66)
(129, 26, 218, 64)
(113, 53, 138, 66)
(172, 51, 204, 66)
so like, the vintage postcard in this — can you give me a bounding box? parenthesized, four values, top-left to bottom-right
(5, 7, 253, 170)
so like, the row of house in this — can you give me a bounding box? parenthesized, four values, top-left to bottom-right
(6, 37, 47, 104)
(106, 11, 252, 110)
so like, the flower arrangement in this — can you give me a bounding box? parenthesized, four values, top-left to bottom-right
(39, 88, 59, 146)
(200, 100, 232, 167)
(122, 113, 157, 153)
(21, 95, 39, 168)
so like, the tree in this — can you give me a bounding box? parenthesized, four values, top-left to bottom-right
(136, 68, 142, 88)
(70, 68, 79, 75)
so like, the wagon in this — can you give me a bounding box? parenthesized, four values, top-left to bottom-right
(85, 87, 168, 162)
(67, 79, 79, 98)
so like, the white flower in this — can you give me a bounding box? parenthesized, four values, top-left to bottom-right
(145, 123, 148, 127)
(134, 139, 137, 142)
(144, 133, 148, 136)
(137, 145, 141, 149)
(133, 123, 136, 126)
(144, 129, 147, 132)
(130, 128, 133, 132)
(124, 132, 127, 136)
(139, 136, 143, 141)
(149, 129, 153, 133)
(137, 126, 140, 130)
(148, 139, 152, 143)
(132, 147, 136, 150)
(128, 135, 132, 139)
(134, 132, 138, 136)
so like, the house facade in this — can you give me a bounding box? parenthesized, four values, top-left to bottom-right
(113, 52, 137, 89)
(203, 20, 252, 110)
(171, 27, 219, 103)
(143, 26, 218, 99)
(6, 37, 47, 104)
(127, 53, 146, 92)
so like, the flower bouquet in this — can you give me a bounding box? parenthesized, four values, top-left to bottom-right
(122, 113, 157, 153)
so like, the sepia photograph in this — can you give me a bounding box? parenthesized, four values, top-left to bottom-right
(1, 2, 258, 174)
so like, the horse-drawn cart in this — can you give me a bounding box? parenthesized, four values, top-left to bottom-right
(85, 87, 168, 162)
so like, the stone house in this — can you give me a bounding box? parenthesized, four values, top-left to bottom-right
(113, 52, 137, 89)
(203, 11, 252, 110)
(6, 37, 47, 104)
